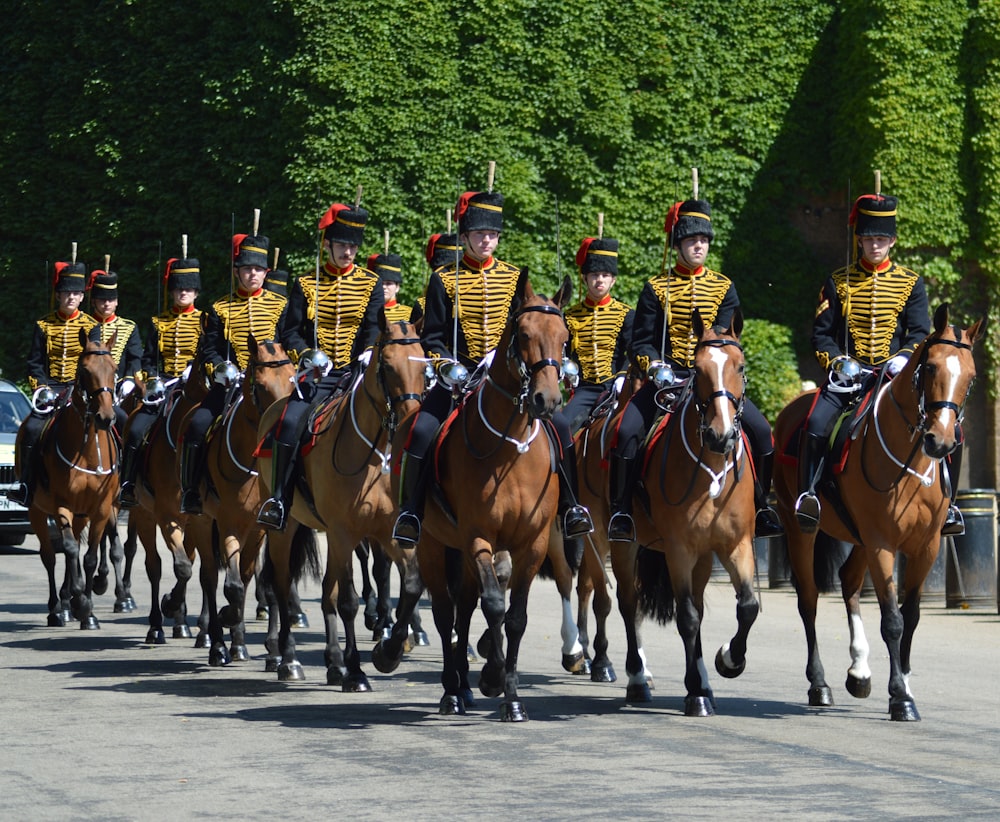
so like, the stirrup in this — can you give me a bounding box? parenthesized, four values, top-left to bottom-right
(180, 489, 203, 516)
(256, 498, 287, 531)
(608, 511, 636, 543)
(794, 492, 820, 533)
(563, 505, 594, 538)
(118, 482, 139, 509)
(392, 511, 422, 545)
(941, 504, 965, 537)
(5, 483, 30, 507)
(755, 506, 784, 538)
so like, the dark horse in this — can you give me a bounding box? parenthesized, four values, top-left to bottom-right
(773, 304, 984, 721)
(611, 309, 759, 716)
(403, 270, 573, 721)
(24, 330, 122, 628)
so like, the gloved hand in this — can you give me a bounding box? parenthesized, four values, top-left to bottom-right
(886, 355, 909, 377)
(357, 348, 373, 367)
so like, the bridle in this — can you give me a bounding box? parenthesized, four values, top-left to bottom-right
(247, 348, 294, 415)
(691, 337, 746, 434)
(493, 303, 567, 412)
(73, 349, 116, 415)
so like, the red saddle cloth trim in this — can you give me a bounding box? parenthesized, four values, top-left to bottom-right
(432, 405, 463, 480)
(641, 411, 674, 475)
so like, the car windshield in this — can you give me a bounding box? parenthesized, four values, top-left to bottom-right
(0, 391, 30, 434)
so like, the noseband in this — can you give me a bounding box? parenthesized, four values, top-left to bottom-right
(248, 352, 295, 414)
(500, 304, 566, 410)
(374, 334, 425, 434)
(692, 338, 746, 427)
(911, 336, 974, 430)
(75, 349, 116, 412)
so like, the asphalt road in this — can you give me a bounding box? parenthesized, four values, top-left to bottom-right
(1, 531, 998, 821)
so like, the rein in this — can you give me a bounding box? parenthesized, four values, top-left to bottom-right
(60, 348, 117, 475)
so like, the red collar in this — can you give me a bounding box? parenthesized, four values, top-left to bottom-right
(323, 262, 355, 277)
(236, 287, 263, 298)
(172, 305, 197, 315)
(95, 313, 117, 324)
(57, 309, 80, 321)
(385, 299, 398, 308)
(859, 257, 892, 274)
(584, 295, 613, 308)
(461, 253, 493, 270)
(672, 261, 705, 277)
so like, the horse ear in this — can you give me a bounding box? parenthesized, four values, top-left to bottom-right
(692, 308, 706, 339)
(553, 275, 573, 310)
(513, 267, 530, 313)
(968, 315, 988, 345)
(80, 327, 89, 348)
(247, 333, 257, 353)
(933, 303, 950, 335)
(413, 314, 424, 336)
(730, 307, 743, 339)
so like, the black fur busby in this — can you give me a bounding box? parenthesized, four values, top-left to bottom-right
(233, 234, 269, 268)
(319, 204, 368, 246)
(851, 194, 898, 237)
(53, 261, 88, 292)
(456, 191, 504, 234)
(367, 253, 403, 283)
(666, 199, 714, 245)
(90, 270, 118, 301)
(425, 233, 460, 269)
(165, 258, 202, 292)
(575, 237, 619, 277)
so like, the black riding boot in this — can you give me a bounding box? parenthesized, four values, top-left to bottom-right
(257, 441, 297, 531)
(608, 454, 638, 542)
(753, 450, 783, 538)
(118, 443, 140, 508)
(794, 432, 826, 534)
(558, 440, 594, 539)
(941, 444, 964, 536)
(179, 440, 204, 515)
(7, 423, 42, 507)
(392, 454, 426, 545)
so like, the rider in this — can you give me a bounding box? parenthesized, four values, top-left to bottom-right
(9, 261, 100, 506)
(179, 233, 293, 515)
(793, 193, 959, 534)
(560, 235, 634, 433)
(391, 190, 593, 545)
(369, 252, 412, 324)
(607, 199, 783, 542)
(255, 203, 384, 530)
(88, 267, 143, 432)
(118, 256, 203, 508)
(410, 232, 460, 325)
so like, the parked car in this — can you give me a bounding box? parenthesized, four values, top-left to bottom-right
(0, 378, 32, 546)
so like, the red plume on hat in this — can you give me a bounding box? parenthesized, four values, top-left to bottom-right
(454, 192, 478, 224)
(318, 203, 350, 232)
(366, 253, 380, 270)
(52, 261, 69, 287)
(163, 258, 178, 282)
(663, 201, 683, 236)
(425, 234, 442, 266)
(87, 269, 105, 290)
(575, 238, 595, 268)
(231, 233, 248, 261)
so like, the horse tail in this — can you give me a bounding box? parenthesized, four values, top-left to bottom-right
(811, 530, 851, 593)
(635, 546, 675, 625)
(536, 555, 555, 580)
(289, 523, 321, 583)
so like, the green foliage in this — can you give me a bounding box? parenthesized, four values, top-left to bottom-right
(741, 319, 803, 425)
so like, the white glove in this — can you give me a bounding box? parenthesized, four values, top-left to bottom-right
(357, 348, 373, 367)
(612, 375, 626, 396)
(886, 355, 908, 377)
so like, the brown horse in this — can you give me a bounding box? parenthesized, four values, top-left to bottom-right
(24, 330, 121, 628)
(124, 368, 209, 644)
(409, 271, 573, 721)
(183, 336, 296, 666)
(608, 309, 758, 716)
(773, 304, 984, 721)
(256, 314, 426, 686)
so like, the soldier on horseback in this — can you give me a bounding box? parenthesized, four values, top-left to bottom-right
(255, 203, 384, 530)
(88, 267, 143, 433)
(607, 198, 783, 542)
(793, 193, 962, 535)
(8, 261, 100, 507)
(391, 189, 593, 546)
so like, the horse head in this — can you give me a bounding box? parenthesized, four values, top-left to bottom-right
(371, 310, 426, 433)
(246, 334, 296, 415)
(503, 269, 571, 420)
(75, 328, 118, 429)
(691, 308, 746, 455)
(905, 303, 986, 460)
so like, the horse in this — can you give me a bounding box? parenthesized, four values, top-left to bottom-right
(183, 336, 296, 666)
(401, 270, 573, 721)
(772, 303, 984, 721)
(255, 313, 426, 686)
(606, 309, 759, 716)
(123, 369, 209, 644)
(24, 330, 123, 628)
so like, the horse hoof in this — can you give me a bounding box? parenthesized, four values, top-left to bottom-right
(715, 646, 746, 679)
(460, 687, 477, 709)
(889, 698, 921, 722)
(80, 615, 100, 630)
(562, 651, 587, 675)
(327, 666, 346, 687)
(808, 685, 834, 707)
(625, 682, 652, 703)
(209, 643, 231, 667)
(381, 624, 394, 642)
(125, 597, 137, 612)
(439, 694, 466, 716)
(684, 695, 715, 717)
(292, 613, 309, 629)
(466, 644, 478, 664)
(500, 701, 528, 722)
(255, 606, 269, 621)
(47, 612, 67, 627)
(478, 668, 505, 699)
(342, 674, 372, 693)
(160, 595, 180, 621)
(371, 641, 402, 674)
(193, 631, 211, 650)
(92, 576, 109, 596)
(58, 609, 72, 626)
(113, 600, 128, 614)
(264, 656, 279, 673)
(845, 674, 872, 699)
(278, 662, 306, 682)
(402, 634, 414, 654)
(146, 628, 166, 645)
(591, 664, 617, 683)
(411, 630, 430, 647)
(229, 644, 250, 662)
(476, 631, 492, 659)
(173, 624, 193, 639)
(218, 605, 240, 629)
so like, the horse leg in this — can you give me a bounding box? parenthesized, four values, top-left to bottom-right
(586, 539, 617, 683)
(254, 562, 269, 621)
(288, 579, 308, 628)
(547, 527, 587, 675)
(93, 525, 110, 597)
(226, 537, 262, 663)
(868, 547, 919, 721)
(120, 515, 138, 612)
(78, 523, 101, 629)
(715, 539, 761, 681)
(675, 575, 713, 717)
(322, 550, 347, 686)
(839, 545, 872, 699)
(197, 536, 228, 666)
(372, 546, 424, 674)
(263, 528, 304, 681)
(215, 532, 250, 662)
(336, 557, 371, 693)
(612, 543, 652, 701)
(476, 545, 508, 701)
(786, 526, 831, 706)
(106, 520, 131, 613)
(403, 560, 429, 646)
(499, 562, 540, 723)
(32, 509, 68, 627)
(355, 541, 377, 630)
(370, 542, 394, 641)
(137, 514, 166, 644)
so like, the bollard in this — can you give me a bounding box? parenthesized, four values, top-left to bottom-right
(946, 489, 998, 609)
(767, 535, 791, 588)
(896, 538, 947, 604)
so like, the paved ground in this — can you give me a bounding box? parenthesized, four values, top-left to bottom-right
(1, 531, 998, 821)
